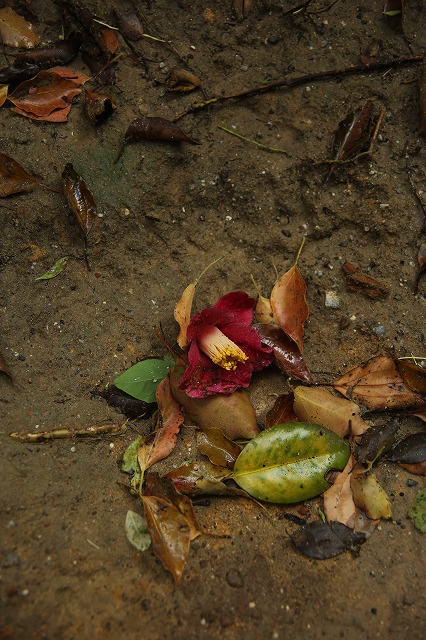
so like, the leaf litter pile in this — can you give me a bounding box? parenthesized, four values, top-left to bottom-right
(1, 1, 426, 588)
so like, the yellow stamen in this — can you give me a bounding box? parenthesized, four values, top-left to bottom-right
(198, 326, 248, 371)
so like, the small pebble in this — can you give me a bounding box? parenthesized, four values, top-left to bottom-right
(407, 479, 418, 487)
(70, 446, 76, 453)
(374, 325, 385, 335)
(325, 291, 341, 309)
(267, 35, 280, 44)
(18, 354, 26, 362)
(226, 568, 244, 588)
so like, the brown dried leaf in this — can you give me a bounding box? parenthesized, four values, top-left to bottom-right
(333, 354, 426, 411)
(292, 520, 366, 559)
(323, 455, 360, 527)
(331, 100, 374, 163)
(166, 67, 201, 93)
(124, 116, 198, 145)
(15, 37, 82, 68)
(270, 264, 308, 353)
(265, 393, 297, 429)
(196, 427, 242, 469)
(254, 293, 276, 325)
(342, 261, 389, 300)
(293, 386, 369, 437)
(0, 84, 8, 107)
(0, 351, 12, 379)
(83, 88, 115, 126)
(355, 422, 400, 468)
(144, 473, 200, 541)
(397, 359, 426, 394)
(146, 376, 184, 469)
(165, 461, 237, 496)
(0, 153, 38, 197)
(141, 495, 191, 585)
(234, 0, 253, 19)
(350, 470, 392, 520)
(0, 7, 40, 49)
(385, 433, 426, 464)
(115, 10, 144, 41)
(399, 461, 426, 476)
(62, 163, 97, 239)
(255, 323, 312, 383)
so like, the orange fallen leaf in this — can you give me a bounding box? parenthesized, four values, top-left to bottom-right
(0, 152, 38, 197)
(0, 7, 40, 49)
(0, 84, 8, 108)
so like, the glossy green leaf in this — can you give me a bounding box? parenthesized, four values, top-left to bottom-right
(125, 510, 151, 551)
(114, 357, 172, 403)
(35, 256, 68, 281)
(409, 489, 426, 533)
(232, 422, 350, 504)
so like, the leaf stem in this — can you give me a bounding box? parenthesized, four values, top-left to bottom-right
(294, 236, 306, 267)
(218, 126, 290, 155)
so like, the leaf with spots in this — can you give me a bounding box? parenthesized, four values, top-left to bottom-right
(396, 358, 426, 394)
(0, 7, 40, 49)
(333, 354, 426, 411)
(232, 423, 350, 504)
(409, 488, 426, 533)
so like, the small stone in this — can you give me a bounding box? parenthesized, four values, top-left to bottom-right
(226, 568, 244, 588)
(2, 553, 20, 567)
(407, 479, 418, 487)
(18, 354, 26, 362)
(267, 35, 279, 44)
(374, 325, 385, 335)
(325, 291, 341, 309)
(70, 446, 76, 453)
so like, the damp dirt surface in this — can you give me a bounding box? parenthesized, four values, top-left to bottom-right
(1, 1, 426, 638)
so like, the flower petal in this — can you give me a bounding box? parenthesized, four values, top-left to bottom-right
(179, 340, 254, 398)
(222, 323, 273, 371)
(186, 307, 231, 343)
(213, 291, 255, 325)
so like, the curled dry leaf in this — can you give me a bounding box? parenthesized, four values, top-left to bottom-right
(292, 520, 366, 560)
(125, 116, 198, 146)
(196, 427, 242, 469)
(0, 153, 38, 197)
(270, 263, 309, 354)
(255, 324, 312, 383)
(141, 494, 191, 585)
(331, 100, 374, 163)
(0, 62, 40, 85)
(323, 455, 368, 532)
(396, 359, 426, 394)
(293, 386, 369, 437)
(0, 84, 8, 107)
(254, 292, 275, 325)
(165, 461, 242, 497)
(0, 7, 40, 49)
(170, 358, 259, 440)
(342, 261, 389, 300)
(83, 88, 115, 126)
(265, 393, 297, 429)
(62, 163, 97, 240)
(355, 422, 400, 469)
(145, 376, 184, 469)
(350, 470, 392, 520)
(15, 37, 82, 69)
(166, 67, 201, 93)
(333, 354, 426, 411)
(115, 10, 144, 41)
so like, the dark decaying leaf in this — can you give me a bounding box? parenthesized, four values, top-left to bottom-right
(342, 261, 389, 300)
(355, 422, 400, 468)
(269, 264, 309, 354)
(420, 63, 426, 136)
(144, 473, 200, 541)
(166, 67, 201, 93)
(62, 163, 97, 239)
(0, 62, 40, 84)
(0, 351, 12, 379)
(385, 433, 426, 464)
(331, 100, 374, 163)
(169, 359, 260, 440)
(383, 0, 403, 29)
(141, 494, 191, 585)
(114, 10, 144, 41)
(124, 116, 198, 146)
(196, 427, 242, 469)
(0, 7, 40, 49)
(333, 354, 426, 411)
(397, 359, 426, 394)
(292, 520, 367, 559)
(83, 88, 115, 126)
(232, 423, 350, 504)
(255, 323, 312, 382)
(15, 37, 82, 69)
(234, 0, 253, 20)
(65, 0, 118, 54)
(399, 461, 426, 476)
(265, 393, 297, 429)
(91, 384, 156, 419)
(0, 153, 38, 197)
(165, 461, 243, 497)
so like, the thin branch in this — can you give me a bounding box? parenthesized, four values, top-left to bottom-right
(218, 125, 290, 155)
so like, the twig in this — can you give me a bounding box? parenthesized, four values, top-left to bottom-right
(405, 144, 426, 293)
(218, 126, 290, 155)
(174, 55, 423, 122)
(10, 421, 127, 442)
(282, 0, 314, 17)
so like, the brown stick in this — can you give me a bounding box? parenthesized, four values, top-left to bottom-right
(10, 421, 126, 442)
(174, 55, 423, 121)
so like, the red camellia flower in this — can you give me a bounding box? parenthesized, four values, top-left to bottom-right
(179, 291, 273, 398)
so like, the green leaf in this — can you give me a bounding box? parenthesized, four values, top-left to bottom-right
(125, 510, 151, 551)
(232, 422, 350, 504)
(122, 436, 142, 490)
(383, 10, 401, 16)
(409, 489, 426, 533)
(114, 358, 171, 403)
(35, 256, 68, 281)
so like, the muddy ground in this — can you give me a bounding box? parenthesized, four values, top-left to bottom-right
(1, 1, 426, 638)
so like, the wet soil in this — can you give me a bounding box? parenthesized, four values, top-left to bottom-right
(1, 1, 426, 638)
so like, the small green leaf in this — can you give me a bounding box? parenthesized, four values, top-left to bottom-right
(115, 358, 170, 403)
(125, 510, 151, 551)
(35, 256, 68, 281)
(383, 10, 401, 16)
(122, 435, 142, 489)
(409, 489, 426, 533)
(232, 422, 350, 504)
